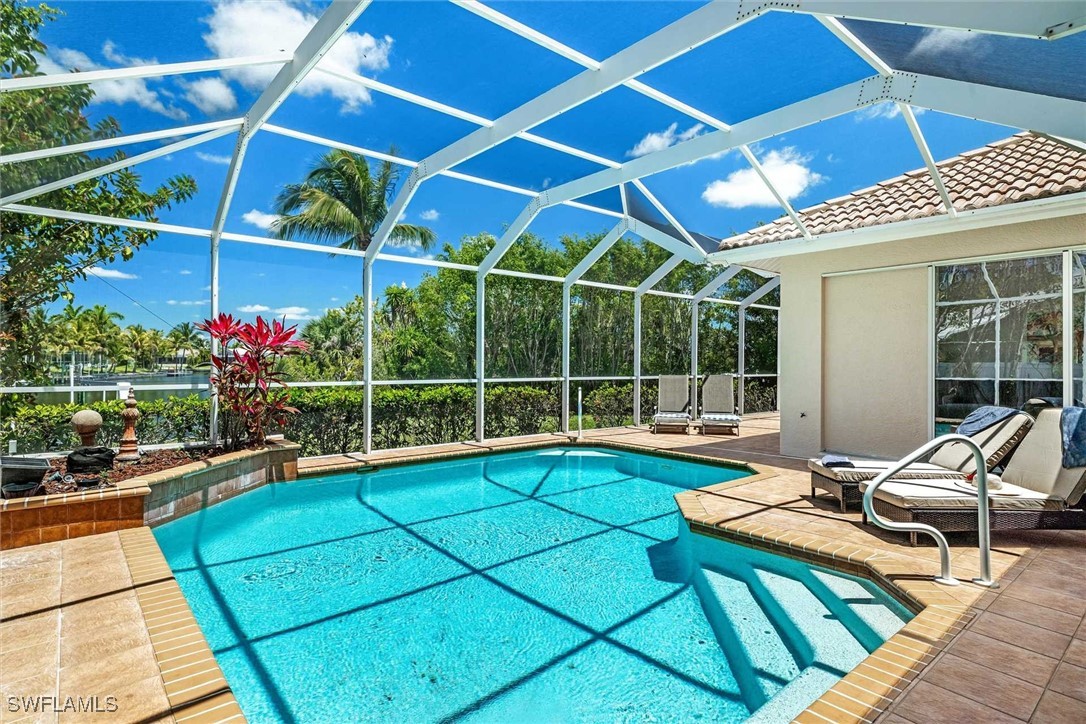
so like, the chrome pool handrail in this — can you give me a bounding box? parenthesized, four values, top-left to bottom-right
(862, 434, 995, 588)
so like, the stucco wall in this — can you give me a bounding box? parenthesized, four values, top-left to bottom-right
(774, 213, 1085, 458)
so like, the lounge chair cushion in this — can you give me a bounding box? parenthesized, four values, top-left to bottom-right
(1002, 409, 1086, 506)
(928, 411, 1033, 474)
(808, 458, 964, 484)
(654, 412, 690, 421)
(858, 478, 1065, 511)
(702, 413, 741, 424)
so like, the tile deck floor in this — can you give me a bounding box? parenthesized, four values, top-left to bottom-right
(1, 413, 1082, 722)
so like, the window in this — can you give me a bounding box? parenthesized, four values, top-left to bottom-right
(935, 251, 1077, 430)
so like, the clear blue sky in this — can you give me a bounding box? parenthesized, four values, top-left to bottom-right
(32, 0, 1021, 330)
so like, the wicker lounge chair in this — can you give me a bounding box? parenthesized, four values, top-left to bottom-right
(859, 408, 1086, 545)
(700, 374, 740, 435)
(652, 375, 691, 434)
(809, 410, 1034, 512)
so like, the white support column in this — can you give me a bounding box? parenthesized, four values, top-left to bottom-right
(561, 285, 572, 433)
(475, 273, 486, 441)
(690, 300, 699, 419)
(899, 103, 957, 216)
(633, 255, 683, 425)
(363, 258, 374, 454)
(1064, 250, 1075, 407)
(207, 1, 373, 447)
(561, 221, 627, 432)
(689, 266, 743, 415)
(738, 277, 782, 415)
(738, 312, 746, 415)
(633, 293, 643, 426)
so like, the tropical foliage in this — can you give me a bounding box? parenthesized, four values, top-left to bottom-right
(285, 230, 780, 383)
(0, 1, 197, 385)
(199, 314, 308, 448)
(272, 149, 436, 252)
(3, 304, 210, 378)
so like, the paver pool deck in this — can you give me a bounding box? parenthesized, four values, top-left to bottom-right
(2, 414, 1083, 722)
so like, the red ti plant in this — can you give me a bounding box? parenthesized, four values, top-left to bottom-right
(197, 314, 309, 448)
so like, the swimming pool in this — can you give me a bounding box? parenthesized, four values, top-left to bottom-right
(155, 446, 911, 723)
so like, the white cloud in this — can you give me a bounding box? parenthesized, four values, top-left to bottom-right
(178, 269, 192, 275)
(183, 76, 237, 114)
(40, 45, 187, 120)
(237, 304, 271, 313)
(908, 28, 985, 60)
(166, 299, 209, 306)
(627, 123, 704, 158)
(196, 151, 232, 164)
(86, 266, 137, 280)
(202, 0, 394, 114)
(241, 209, 280, 230)
(419, 209, 440, 221)
(274, 305, 314, 320)
(702, 147, 824, 209)
(856, 101, 927, 122)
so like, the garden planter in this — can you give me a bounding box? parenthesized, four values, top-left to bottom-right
(1, 456, 50, 482)
(2, 481, 40, 499)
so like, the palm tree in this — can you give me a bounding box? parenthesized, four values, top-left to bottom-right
(272, 149, 437, 252)
(83, 304, 123, 372)
(167, 322, 203, 370)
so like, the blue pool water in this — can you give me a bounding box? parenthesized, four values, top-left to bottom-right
(155, 447, 911, 723)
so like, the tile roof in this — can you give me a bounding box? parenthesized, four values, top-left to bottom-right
(717, 133, 1086, 252)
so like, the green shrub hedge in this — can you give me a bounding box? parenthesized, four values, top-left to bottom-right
(1, 379, 761, 457)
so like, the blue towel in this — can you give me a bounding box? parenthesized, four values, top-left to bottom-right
(1061, 407, 1086, 468)
(956, 406, 1019, 438)
(820, 454, 854, 469)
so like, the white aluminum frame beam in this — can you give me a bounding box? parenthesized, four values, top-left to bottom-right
(0, 53, 290, 92)
(367, 0, 762, 262)
(317, 67, 621, 168)
(800, 1, 1085, 39)
(631, 180, 698, 248)
(816, 17, 957, 220)
(0, 124, 239, 206)
(532, 73, 1086, 219)
(0, 119, 243, 166)
(690, 266, 742, 414)
(259, 124, 622, 219)
(899, 103, 957, 216)
(456, 0, 806, 265)
(561, 221, 627, 431)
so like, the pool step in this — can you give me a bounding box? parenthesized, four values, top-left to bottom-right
(694, 560, 898, 721)
(750, 567, 870, 675)
(809, 569, 908, 644)
(694, 565, 800, 712)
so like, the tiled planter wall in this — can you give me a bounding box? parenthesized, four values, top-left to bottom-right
(141, 440, 299, 526)
(0, 441, 299, 549)
(1, 481, 149, 550)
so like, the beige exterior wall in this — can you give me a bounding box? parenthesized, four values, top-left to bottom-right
(771, 213, 1085, 458)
